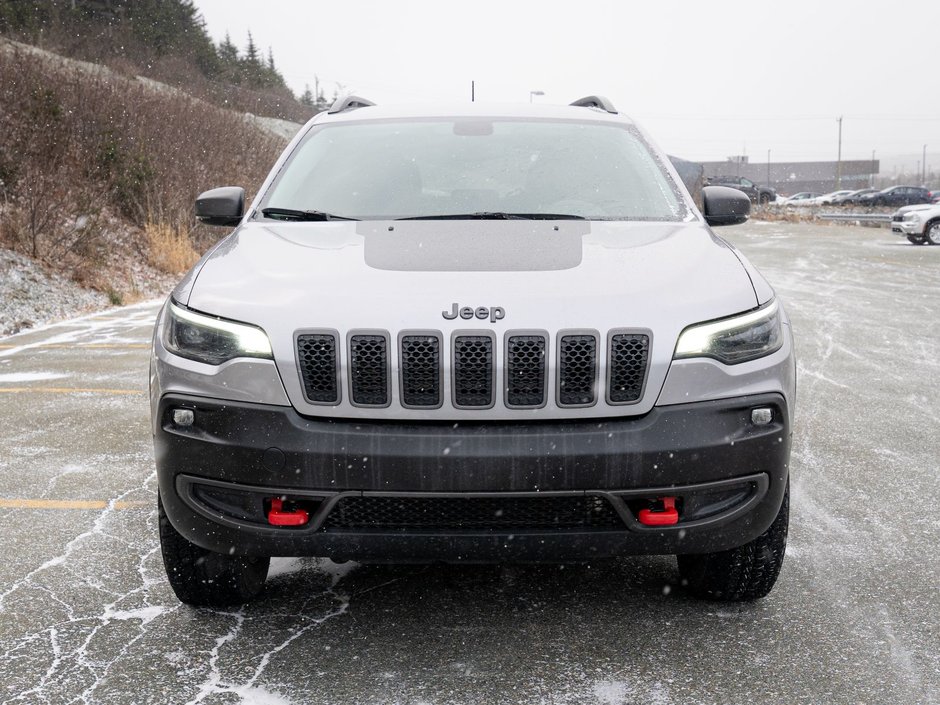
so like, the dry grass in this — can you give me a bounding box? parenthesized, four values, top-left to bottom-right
(0, 39, 286, 271)
(750, 207, 813, 223)
(146, 220, 200, 274)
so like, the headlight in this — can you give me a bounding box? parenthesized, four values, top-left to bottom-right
(674, 300, 783, 365)
(164, 301, 272, 365)
(902, 212, 923, 222)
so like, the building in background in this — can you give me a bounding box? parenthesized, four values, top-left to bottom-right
(700, 157, 879, 197)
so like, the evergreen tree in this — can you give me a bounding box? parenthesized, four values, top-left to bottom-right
(218, 31, 238, 65)
(0, 1, 311, 118)
(244, 31, 259, 65)
(300, 84, 314, 107)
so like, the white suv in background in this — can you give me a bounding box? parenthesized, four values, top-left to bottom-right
(891, 204, 940, 245)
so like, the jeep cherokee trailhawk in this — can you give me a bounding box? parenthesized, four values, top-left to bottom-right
(152, 95, 795, 606)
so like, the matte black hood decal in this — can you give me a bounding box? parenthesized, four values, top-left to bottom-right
(359, 221, 587, 272)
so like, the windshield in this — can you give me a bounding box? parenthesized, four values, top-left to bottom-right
(259, 119, 687, 221)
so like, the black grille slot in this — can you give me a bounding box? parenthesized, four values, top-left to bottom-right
(400, 334, 441, 407)
(506, 334, 546, 407)
(558, 334, 597, 406)
(608, 333, 649, 403)
(323, 495, 624, 531)
(349, 334, 389, 406)
(297, 333, 338, 403)
(453, 335, 494, 408)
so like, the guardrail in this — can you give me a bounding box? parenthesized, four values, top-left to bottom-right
(817, 213, 893, 223)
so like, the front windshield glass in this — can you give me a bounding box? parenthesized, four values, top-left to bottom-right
(260, 119, 687, 221)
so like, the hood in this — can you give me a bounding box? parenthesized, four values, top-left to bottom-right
(179, 220, 761, 419)
(183, 220, 759, 333)
(895, 203, 938, 216)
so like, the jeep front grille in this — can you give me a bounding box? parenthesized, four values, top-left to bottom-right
(322, 494, 625, 531)
(294, 329, 649, 413)
(400, 333, 442, 408)
(506, 334, 547, 408)
(558, 333, 597, 407)
(349, 333, 389, 407)
(453, 334, 495, 408)
(608, 333, 649, 404)
(297, 333, 339, 404)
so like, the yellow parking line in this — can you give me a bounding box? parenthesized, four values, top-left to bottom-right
(0, 498, 150, 510)
(0, 387, 144, 395)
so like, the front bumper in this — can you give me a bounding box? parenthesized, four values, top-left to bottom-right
(155, 392, 791, 561)
(892, 220, 923, 235)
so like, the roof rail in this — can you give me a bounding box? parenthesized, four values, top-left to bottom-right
(569, 95, 618, 114)
(327, 95, 376, 114)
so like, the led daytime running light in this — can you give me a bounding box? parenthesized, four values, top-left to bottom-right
(675, 300, 780, 360)
(169, 302, 272, 357)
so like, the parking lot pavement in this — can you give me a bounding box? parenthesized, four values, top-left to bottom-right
(0, 223, 937, 705)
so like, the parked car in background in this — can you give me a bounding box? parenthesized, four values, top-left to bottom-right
(891, 203, 940, 244)
(705, 175, 777, 204)
(929, 190, 940, 204)
(813, 190, 855, 205)
(858, 186, 932, 208)
(833, 188, 878, 205)
(779, 192, 821, 206)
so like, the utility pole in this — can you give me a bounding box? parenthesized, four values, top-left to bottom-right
(767, 149, 771, 192)
(923, 144, 927, 185)
(836, 116, 843, 189)
(471, 81, 475, 102)
(871, 150, 876, 187)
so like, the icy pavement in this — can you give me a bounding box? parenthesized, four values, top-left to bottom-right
(0, 224, 938, 704)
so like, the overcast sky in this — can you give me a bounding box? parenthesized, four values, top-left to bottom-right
(192, 0, 939, 168)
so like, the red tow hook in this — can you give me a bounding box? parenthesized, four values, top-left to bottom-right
(267, 498, 310, 527)
(638, 496, 679, 527)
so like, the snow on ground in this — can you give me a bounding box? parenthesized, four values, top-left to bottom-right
(0, 248, 108, 337)
(246, 114, 303, 140)
(0, 372, 68, 383)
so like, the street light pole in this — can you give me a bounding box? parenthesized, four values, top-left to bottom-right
(529, 90, 544, 103)
(871, 150, 876, 188)
(836, 116, 843, 189)
(923, 144, 927, 185)
(767, 149, 771, 192)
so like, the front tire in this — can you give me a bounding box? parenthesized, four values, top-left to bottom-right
(159, 494, 270, 607)
(677, 483, 789, 601)
(926, 220, 940, 245)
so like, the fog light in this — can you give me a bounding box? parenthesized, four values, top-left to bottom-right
(173, 408, 195, 427)
(751, 408, 773, 426)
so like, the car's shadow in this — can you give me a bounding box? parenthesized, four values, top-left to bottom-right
(257, 555, 752, 615)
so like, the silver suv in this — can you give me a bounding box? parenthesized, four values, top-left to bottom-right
(891, 203, 940, 245)
(151, 96, 795, 606)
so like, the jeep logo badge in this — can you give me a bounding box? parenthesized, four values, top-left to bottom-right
(442, 303, 505, 323)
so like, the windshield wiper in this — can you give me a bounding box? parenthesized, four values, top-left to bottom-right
(261, 207, 360, 221)
(397, 212, 586, 221)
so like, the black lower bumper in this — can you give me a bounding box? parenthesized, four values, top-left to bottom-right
(155, 393, 790, 561)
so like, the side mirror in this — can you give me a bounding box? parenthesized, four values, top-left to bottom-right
(195, 187, 245, 227)
(702, 185, 750, 227)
